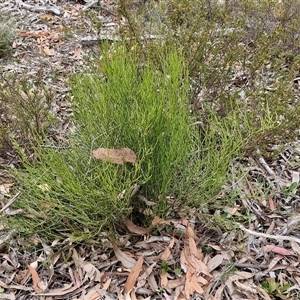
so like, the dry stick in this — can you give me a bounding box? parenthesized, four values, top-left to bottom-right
(258, 156, 275, 176)
(80, 34, 163, 43)
(0, 192, 21, 213)
(239, 224, 300, 244)
(82, 0, 98, 11)
(15, 0, 61, 15)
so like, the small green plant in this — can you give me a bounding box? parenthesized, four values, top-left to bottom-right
(161, 260, 181, 276)
(282, 182, 298, 198)
(161, 260, 170, 274)
(262, 278, 291, 299)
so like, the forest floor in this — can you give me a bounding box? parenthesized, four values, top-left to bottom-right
(1, 1, 300, 299)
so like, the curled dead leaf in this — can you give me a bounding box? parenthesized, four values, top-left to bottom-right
(125, 219, 150, 235)
(92, 147, 137, 164)
(28, 264, 46, 293)
(113, 245, 136, 269)
(152, 216, 170, 226)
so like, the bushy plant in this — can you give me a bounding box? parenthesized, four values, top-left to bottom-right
(6, 45, 197, 240)
(0, 72, 55, 159)
(7, 42, 269, 240)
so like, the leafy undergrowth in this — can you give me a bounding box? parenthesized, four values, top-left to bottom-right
(5, 43, 260, 241)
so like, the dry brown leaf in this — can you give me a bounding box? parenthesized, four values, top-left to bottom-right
(73, 47, 81, 58)
(160, 272, 168, 288)
(129, 289, 138, 300)
(76, 284, 115, 300)
(234, 280, 258, 294)
(28, 264, 46, 293)
(115, 286, 125, 300)
(152, 216, 170, 226)
(182, 218, 189, 226)
(184, 267, 193, 299)
(214, 283, 226, 300)
(147, 272, 158, 292)
(138, 195, 156, 206)
(267, 256, 283, 272)
(169, 237, 175, 248)
(81, 263, 102, 282)
(256, 286, 273, 300)
(160, 247, 171, 261)
(180, 248, 188, 273)
(291, 241, 300, 255)
(166, 278, 185, 289)
(163, 292, 172, 300)
(113, 245, 137, 269)
(264, 244, 296, 256)
(30, 283, 78, 296)
(102, 278, 111, 291)
(208, 244, 222, 251)
(43, 47, 55, 56)
(92, 147, 136, 164)
(228, 271, 254, 281)
(124, 256, 144, 294)
(183, 246, 211, 277)
(191, 274, 204, 294)
(188, 237, 202, 260)
(186, 224, 195, 239)
(207, 254, 224, 272)
(197, 276, 208, 285)
(125, 219, 150, 235)
(268, 197, 276, 210)
(140, 262, 156, 280)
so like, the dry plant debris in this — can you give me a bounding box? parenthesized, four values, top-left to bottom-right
(92, 148, 137, 165)
(1, 0, 300, 299)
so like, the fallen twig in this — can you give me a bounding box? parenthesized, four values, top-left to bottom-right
(15, 0, 61, 15)
(0, 192, 21, 213)
(80, 34, 163, 42)
(239, 224, 300, 244)
(258, 156, 275, 176)
(82, 0, 98, 11)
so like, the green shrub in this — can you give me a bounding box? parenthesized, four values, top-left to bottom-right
(7, 42, 268, 241)
(6, 45, 196, 240)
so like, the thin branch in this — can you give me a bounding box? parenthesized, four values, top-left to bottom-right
(239, 224, 300, 244)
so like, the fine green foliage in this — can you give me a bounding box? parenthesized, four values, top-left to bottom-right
(6, 45, 196, 240)
(7, 43, 265, 241)
(69, 45, 194, 210)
